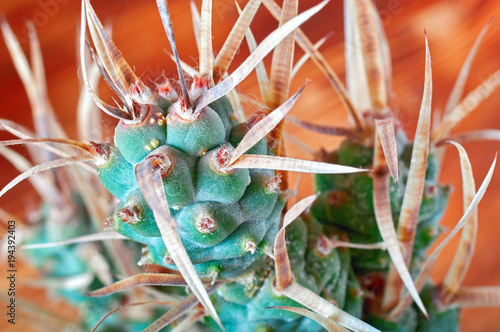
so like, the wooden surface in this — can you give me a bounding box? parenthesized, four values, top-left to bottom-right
(0, 0, 500, 331)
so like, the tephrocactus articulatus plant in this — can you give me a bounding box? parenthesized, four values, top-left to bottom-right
(0, 0, 380, 331)
(0, 16, 161, 330)
(1, 0, 500, 331)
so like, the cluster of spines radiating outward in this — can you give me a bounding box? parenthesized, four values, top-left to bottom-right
(0, 8, 162, 329)
(1, 0, 500, 331)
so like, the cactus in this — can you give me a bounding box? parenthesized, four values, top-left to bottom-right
(1, 1, 500, 331)
(22, 198, 158, 331)
(2, 0, 371, 330)
(78, 0, 367, 286)
(79, 1, 375, 329)
(204, 215, 366, 332)
(287, 0, 500, 330)
(0, 13, 164, 330)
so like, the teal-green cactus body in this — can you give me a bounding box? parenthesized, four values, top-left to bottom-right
(114, 104, 168, 164)
(96, 145, 137, 201)
(25, 201, 91, 284)
(204, 216, 364, 332)
(364, 283, 459, 332)
(311, 137, 459, 331)
(23, 199, 156, 331)
(99, 94, 285, 279)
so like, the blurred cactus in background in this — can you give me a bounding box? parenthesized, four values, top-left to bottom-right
(1, 0, 500, 331)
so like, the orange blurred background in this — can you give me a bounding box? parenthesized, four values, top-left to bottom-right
(0, 0, 499, 331)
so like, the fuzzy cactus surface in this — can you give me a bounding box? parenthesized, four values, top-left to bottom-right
(312, 137, 460, 331)
(204, 215, 365, 332)
(100, 93, 285, 279)
(24, 200, 159, 331)
(1, 0, 500, 331)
